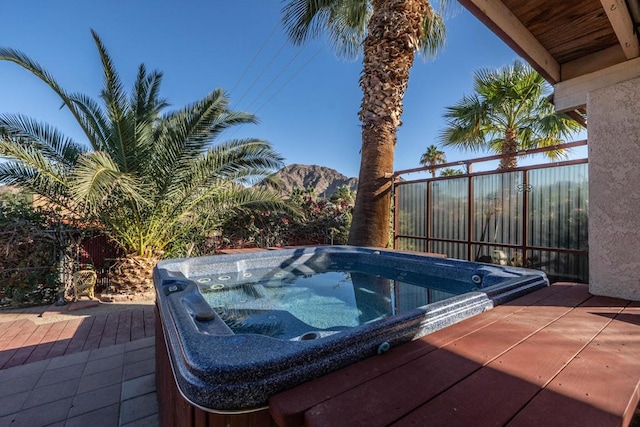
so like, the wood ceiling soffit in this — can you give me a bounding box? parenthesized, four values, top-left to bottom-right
(599, 0, 640, 58)
(504, 0, 619, 63)
(561, 45, 627, 79)
(459, 0, 561, 83)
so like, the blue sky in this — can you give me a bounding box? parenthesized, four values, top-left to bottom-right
(0, 0, 586, 179)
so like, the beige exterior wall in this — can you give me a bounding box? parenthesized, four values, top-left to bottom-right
(588, 76, 640, 301)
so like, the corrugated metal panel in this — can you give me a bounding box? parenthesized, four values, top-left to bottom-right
(396, 182, 427, 237)
(396, 237, 428, 252)
(473, 172, 523, 246)
(528, 164, 588, 250)
(394, 161, 589, 283)
(430, 178, 468, 241)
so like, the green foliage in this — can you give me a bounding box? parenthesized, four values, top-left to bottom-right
(216, 187, 354, 250)
(0, 31, 286, 259)
(281, 0, 452, 61)
(440, 60, 582, 168)
(0, 192, 60, 306)
(420, 145, 447, 177)
(440, 168, 463, 176)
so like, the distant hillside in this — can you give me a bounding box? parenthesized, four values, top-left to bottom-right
(269, 164, 358, 198)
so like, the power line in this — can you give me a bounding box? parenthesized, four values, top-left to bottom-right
(253, 47, 323, 115)
(233, 40, 289, 108)
(229, 22, 279, 95)
(243, 46, 307, 112)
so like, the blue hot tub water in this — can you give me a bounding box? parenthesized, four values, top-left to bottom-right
(195, 266, 471, 340)
(154, 246, 548, 412)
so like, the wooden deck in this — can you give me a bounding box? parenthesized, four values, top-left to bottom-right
(0, 304, 155, 370)
(270, 283, 640, 427)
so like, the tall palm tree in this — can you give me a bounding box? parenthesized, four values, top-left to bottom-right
(419, 144, 446, 178)
(440, 60, 582, 169)
(282, 0, 450, 247)
(0, 31, 286, 293)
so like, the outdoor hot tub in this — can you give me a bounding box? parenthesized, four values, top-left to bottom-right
(153, 246, 548, 414)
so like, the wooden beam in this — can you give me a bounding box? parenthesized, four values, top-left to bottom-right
(459, 0, 561, 83)
(554, 56, 640, 111)
(599, 0, 640, 59)
(561, 45, 627, 80)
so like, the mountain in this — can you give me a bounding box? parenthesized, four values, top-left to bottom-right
(269, 164, 358, 198)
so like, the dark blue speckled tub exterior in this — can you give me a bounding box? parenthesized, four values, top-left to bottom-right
(153, 246, 548, 413)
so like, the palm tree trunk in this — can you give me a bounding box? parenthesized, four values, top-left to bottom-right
(499, 128, 519, 169)
(348, 0, 427, 247)
(108, 253, 160, 295)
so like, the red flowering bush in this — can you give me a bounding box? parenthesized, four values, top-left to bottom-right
(0, 193, 60, 307)
(218, 186, 354, 250)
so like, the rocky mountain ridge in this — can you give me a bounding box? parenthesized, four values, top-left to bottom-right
(269, 164, 357, 198)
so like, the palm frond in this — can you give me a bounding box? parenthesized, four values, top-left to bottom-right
(0, 113, 85, 168)
(418, 4, 447, 59)
(282, 0, 367, 59)
(69, 151, 149, 211)
(67, 92, 111, 150)
(0, 47, 95, 142)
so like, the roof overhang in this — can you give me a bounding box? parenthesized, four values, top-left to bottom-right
(458, 0, 640, 114)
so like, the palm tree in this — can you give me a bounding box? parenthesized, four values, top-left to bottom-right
(0, 31, 286, 294)
(440, 167, 462, 176)
(419, 144, 446, 178)
(440, 60, 582, 169)
(282, 0, 450, 247)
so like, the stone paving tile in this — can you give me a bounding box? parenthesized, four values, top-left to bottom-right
(66, 403, 121, 427)
(35, 362, 84, 388)
(22, 377, 80, 409)
(0, 372, 40, 398)
(121, 412, 159, 427)
(68, 382, 121, 418)
(83, 352, 124, 375)
(119, 392, 159, 425)
(0, 390, 30, 417)
(9, 396, 74, 427)
(121, 372, 155, 400)
(0, 414, 16, 427)
(123, 356, 155, 381)
(77, 365, 124, 394)
(46, 349, 90, 370)
(0, 358, 49, 380)
(88, 342, 126, 361)
(124, 336, 154, 352)
(124, 344, 155, 364)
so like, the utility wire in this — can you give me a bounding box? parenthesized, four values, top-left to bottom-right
(229, 22, 279, 95)
(233, 40, 289, 108)
(243, 46, 307, 112)
(253, 47, 323, 115)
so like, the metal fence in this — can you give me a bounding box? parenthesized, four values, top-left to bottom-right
(393, 142, 589, 283)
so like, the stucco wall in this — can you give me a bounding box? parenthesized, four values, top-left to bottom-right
(588, 76, 640, 301)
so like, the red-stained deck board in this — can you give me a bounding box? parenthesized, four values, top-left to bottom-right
(391, 297, 628, 426)
(270, 283, 586, 426)
(0, 319, 34, 350)
(0, 319, 30, 341)
(98, 311, 121, 348)
(144, 305, 156, 337)
(115, 309, 132, 345)
(45, 317, 84, 359)
(1, 321, 51, 369)
(82, 314, 108, 351)
(271, 283, 640, 427)
(22, 320, 71, 364)
(305, 349, 481, 427)
(130, 307, 146, 341)
(510, 304, 640, 427)
(65, 316, 96, 354)
(298, 292, 585, 427)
